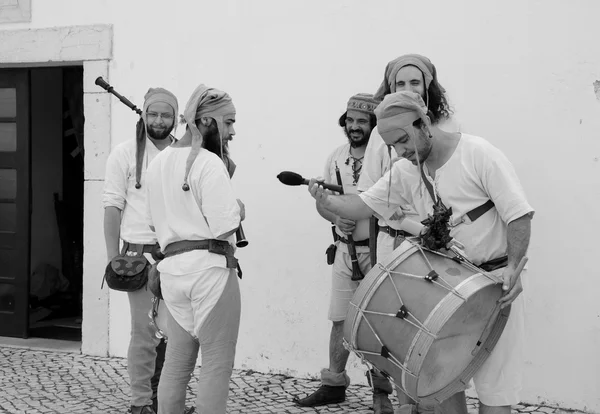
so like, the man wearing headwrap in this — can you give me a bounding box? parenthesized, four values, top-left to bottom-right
(357, 53, 463, 414)
(308, 90, 534, 414)
(359, 54, 458, 263)
(145, 84, 242, 414)
(295, 94, 394, 414)
(103, 87, 179, 414)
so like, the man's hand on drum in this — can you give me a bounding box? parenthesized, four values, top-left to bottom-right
(335, 217, 356, 235)
(498, 265, 523, 309)
(308, 178, 334, 209)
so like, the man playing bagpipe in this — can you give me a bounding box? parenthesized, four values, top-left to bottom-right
(103, 87, 178, 414)
(145, 84, 243, 414)
(295, 93, 396, 414)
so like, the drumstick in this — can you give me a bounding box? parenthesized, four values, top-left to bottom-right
(471, 256, 528, 356)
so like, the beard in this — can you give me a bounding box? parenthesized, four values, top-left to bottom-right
(405, 141, 432, 165)
(147, 123, 174, 140)
(202, 124, 229, 158)
(344, 127, 370, 148)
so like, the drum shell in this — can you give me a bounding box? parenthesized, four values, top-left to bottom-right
(344, 241, 510, 404)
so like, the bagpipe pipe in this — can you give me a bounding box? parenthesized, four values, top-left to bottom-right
(333, 163, 364, 281)
(95, 77, 248, 248)
(276, 170, 364, 281)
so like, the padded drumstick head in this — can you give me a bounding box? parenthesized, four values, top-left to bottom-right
(277, 171, 305, 186)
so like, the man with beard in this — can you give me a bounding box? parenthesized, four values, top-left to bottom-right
(358, 54, 466, 414)
(309, 91, 533, 414)
(103, 88, 178, 414)
(360, 54, 457, 264)
(146, 84, 242, 414)
(295, 93, 395, 414)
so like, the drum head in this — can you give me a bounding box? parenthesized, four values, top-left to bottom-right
(417, 283, 499, 396)
(344, 240, 509, 403)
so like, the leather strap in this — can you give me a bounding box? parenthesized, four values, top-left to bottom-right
(479, 255, 508, 272)
(126, 243, 157, 254)
(420, 166, 495, 223)
(163, 239, 238, 269)
(369, 216, 378, 267)
(466, 199, 495, 222)
(164, 239, 212, 256)
(378, 226, 412, 238)
(338, 237, 370, 247)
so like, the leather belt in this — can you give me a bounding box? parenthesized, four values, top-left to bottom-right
(378, 226, 412, 238)
(127, 243, 157, 254)
(338, 237, 370, 247)
(163, 239, 238, 269)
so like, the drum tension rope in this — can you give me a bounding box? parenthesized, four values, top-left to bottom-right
(396, 305, 409, 319)
(425, 270, 439, 282)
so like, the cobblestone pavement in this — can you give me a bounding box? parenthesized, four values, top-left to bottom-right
(0, 347, 585, 414)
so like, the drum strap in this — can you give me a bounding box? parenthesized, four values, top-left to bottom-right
(419, 167, 495, 222)
(479, 255, 508, 272)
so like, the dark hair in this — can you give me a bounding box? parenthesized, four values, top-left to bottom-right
(425, 77, 452, 124)
(338, 111, 377, 129)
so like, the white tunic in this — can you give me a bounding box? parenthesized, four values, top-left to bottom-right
(145, 146, 241, 333)
(360, 133, 534, 265)
(323, 143, 370, 253)
(103, 138, 165, 244)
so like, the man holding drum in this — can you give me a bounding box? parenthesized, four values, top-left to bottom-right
(103, 87, 178, 414)
(358, 54, 459, 263)
(145, 84, 242, 414)
(295, 93, 396, 414)
(308, 90, 533, 414)
(357, 54, 465, 414)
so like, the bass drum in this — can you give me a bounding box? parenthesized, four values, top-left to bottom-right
(344, 240, 510, 404)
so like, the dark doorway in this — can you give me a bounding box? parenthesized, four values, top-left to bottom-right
(0, 66, 85, 341)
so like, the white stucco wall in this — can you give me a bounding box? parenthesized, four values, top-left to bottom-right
(2, 0, 599, 411)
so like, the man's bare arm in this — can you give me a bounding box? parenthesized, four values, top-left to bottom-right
(506, 213, 532, 268)
(309, 178, 374, 221)
(498, 212, 532, 308)
(316, 200, 338, 223)
(104, 206, 122, 262)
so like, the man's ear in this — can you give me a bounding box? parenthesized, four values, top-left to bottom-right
(422, 121, 433, 139)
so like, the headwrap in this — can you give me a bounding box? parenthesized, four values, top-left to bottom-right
(134, 87, 178, 189)
(374, 54, 438, 102)
(346, 93, 379, 115)
(181, 84, 236, 191)
(375, 91, 430, 142)
(375, 91, 432, 202)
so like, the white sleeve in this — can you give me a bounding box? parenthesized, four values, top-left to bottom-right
(144, 186, 154, 230)
(322, 151, 334, 185)
(103, 145, 129, 210)
(357, 128, 392, 192)
(359, 164, 412, 221)
(479, 146, 535, 224)
(197, 157, 241, 238)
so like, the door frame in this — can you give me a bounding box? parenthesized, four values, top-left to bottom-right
(0, 24, 113, 356)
